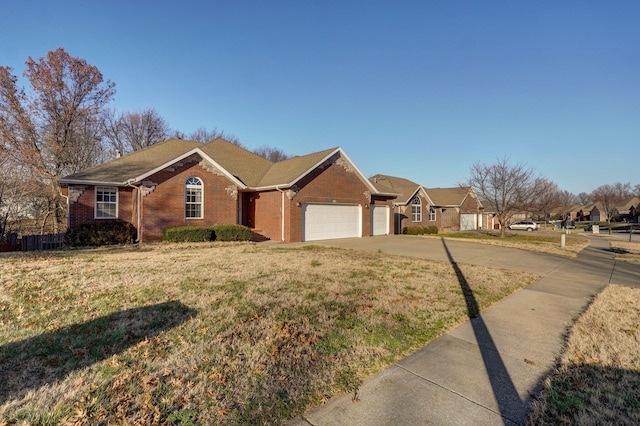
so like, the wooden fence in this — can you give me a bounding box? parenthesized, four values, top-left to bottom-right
(20, 233, 65, 251)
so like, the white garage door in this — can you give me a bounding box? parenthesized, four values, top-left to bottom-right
(371, 205, 390, 235)
(460, 213, 477, 231)
(302, 203, 361, 241)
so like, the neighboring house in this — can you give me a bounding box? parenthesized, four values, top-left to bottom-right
(586, 203, 603, 222)
(563, 205, 584, 221)
(575, 199, 640, 223)
(369, 175, 429, 234)
(425, 186, 485, 231)
(59, 138, 397, 243)
(369, 174, 484, 233)
(612, 197, 640, 222)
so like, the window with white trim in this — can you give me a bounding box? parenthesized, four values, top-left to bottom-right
(411, 196, 421, 222)
(95, 186, 118, 218)
(429, 207, 436, 221)
(185, 176, 203, 218)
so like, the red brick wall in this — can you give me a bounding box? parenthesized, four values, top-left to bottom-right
(140, 161, 239, 241)
(67, 160, 242, 242)
(287, 155, 373, 242)
(251, 190, 283, 241)
(460, 192, 481, 213)
(247, 155, 377, 243)
(68, 186, 135, 229)
(397, 194, 430, 232)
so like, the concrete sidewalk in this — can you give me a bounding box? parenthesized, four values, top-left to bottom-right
(289, 235, 621, 425)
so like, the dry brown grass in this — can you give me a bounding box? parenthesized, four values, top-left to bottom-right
(430, 232, 590, 257)
(0, 242, 538, 425)
(608, 240, 640, 264)
(528, 284, 640, 425)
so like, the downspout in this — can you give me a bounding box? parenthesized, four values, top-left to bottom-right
(125, 180, 141, 243)
(276, 186, 287, 242)
(393, 203, 399, 234)
(60, 192, 70, 230)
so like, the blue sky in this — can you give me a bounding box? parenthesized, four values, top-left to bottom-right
(2, 1, 639, 194)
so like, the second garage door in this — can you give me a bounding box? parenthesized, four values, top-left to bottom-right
(371, 205, 390, 235)
(302, 203, 361, 241)
(460, 213, 477, 231)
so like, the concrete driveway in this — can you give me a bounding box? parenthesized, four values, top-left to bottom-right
(314, 234, 570, 276)
(314, 234, 639, 289)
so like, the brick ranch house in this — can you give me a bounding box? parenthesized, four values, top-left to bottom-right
(369, 174, 485, 233)
(58, 138, 398, 243)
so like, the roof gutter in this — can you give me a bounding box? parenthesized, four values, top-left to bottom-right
(58, 179, 124, 186)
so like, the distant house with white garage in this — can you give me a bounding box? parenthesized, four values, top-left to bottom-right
(369, 174, 484, 233)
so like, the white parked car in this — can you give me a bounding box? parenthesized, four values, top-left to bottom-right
(508, 220, 539, 231)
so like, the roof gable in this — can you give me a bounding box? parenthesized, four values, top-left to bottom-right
(617, 197, 640, 211)
(257, 148, 383, 196)
(424, 187, 472, 207)
(256, 148, 338, 188)
(369, 174, 422, 204)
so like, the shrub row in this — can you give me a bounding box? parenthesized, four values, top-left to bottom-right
(403, 225, 438, 235)
(162, 224, 252, 242)
(65, 222, 137, 247)
(162, 226, 213, 242)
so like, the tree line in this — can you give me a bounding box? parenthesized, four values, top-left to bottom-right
(466, 158, 639, 237)
(0, 48, 288, 239)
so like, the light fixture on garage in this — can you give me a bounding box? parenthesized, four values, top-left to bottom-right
(296, 201, 301, 207)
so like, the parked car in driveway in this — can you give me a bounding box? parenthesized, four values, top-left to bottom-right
(508, 220, 539, 231)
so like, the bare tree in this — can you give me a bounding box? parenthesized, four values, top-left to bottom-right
(173, 127, 289, 162)
(528, 178, 562, 224)
(633, 184, 640, 198)
(253, 145, 290, 162)
(187, 127, 241, 145)
(103, 108, 169, 156)
(0, 156, 42, 239)
(576, 192, 592, 205)
(556, 190, 578, 212)
(467, 158, 539, 237)
(613, 182, 632, 199)
(0, 48, 115, 232)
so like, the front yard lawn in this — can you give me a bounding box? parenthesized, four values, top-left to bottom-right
(0, 243, 538, 425)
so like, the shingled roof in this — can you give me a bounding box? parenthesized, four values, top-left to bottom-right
(198, 138, 273, 186)
(424, 187, 474, 207)
(59, 138, 383, 194)
(369, 174, 421, 204)
(255, 148, 339, 188)
(59, 139, 203, 185)
(369, 174, 481, 209)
